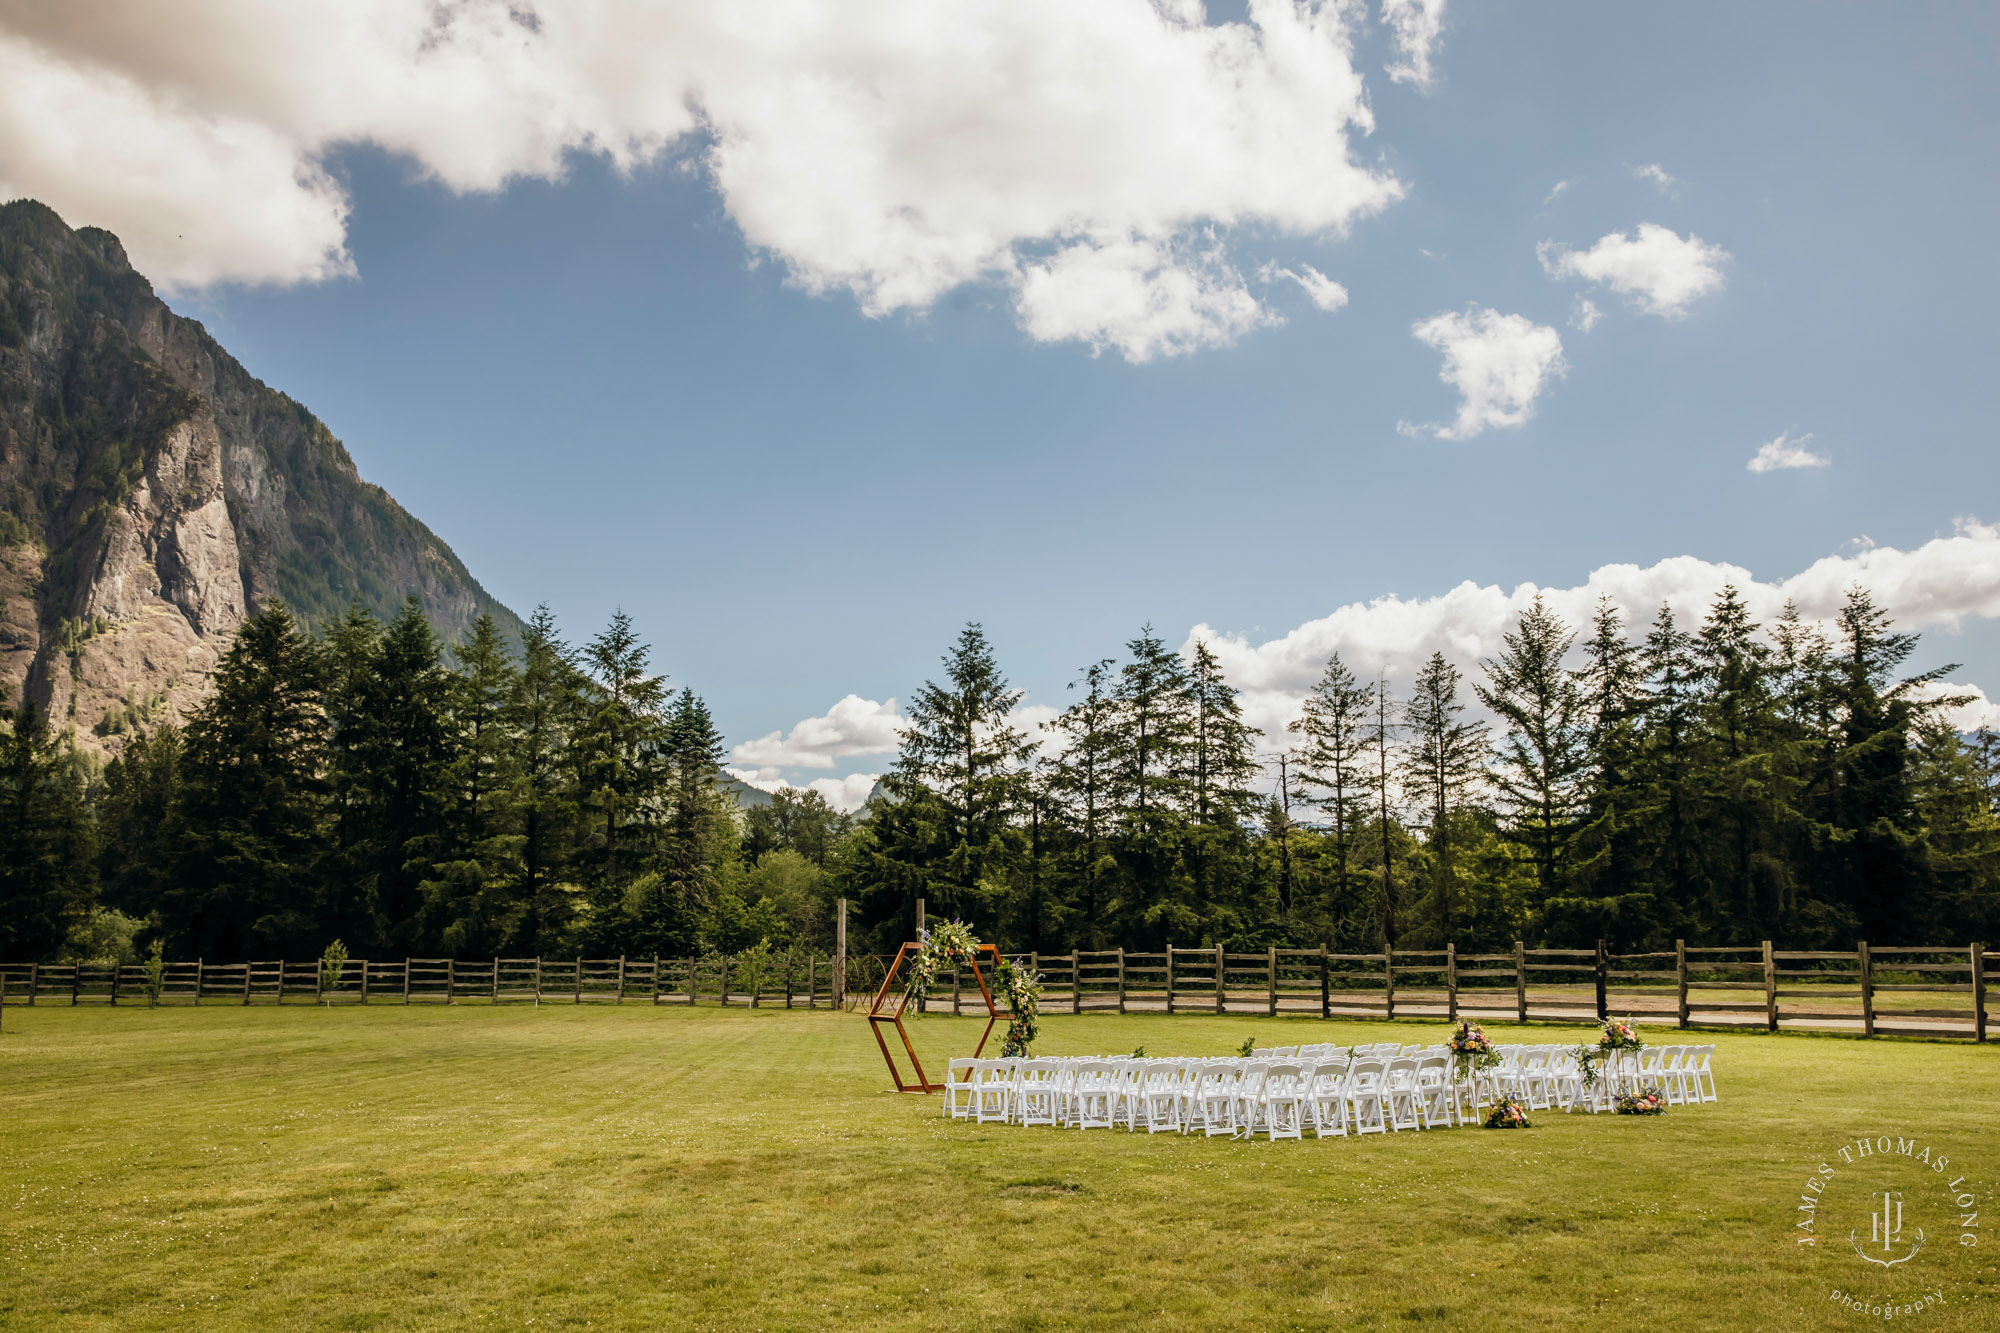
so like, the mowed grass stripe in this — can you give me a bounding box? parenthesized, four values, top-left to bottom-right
(2, 1005, 1995, 1330)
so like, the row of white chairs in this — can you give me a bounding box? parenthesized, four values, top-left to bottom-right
(943, 1043, 1716, 1138)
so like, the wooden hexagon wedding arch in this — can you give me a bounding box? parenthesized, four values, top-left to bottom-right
(867, 940, 1004, 1093)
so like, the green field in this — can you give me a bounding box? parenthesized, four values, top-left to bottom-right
(2, 1004, 1994, 1330)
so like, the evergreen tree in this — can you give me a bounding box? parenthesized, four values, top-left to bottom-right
(1636, 603, 1702, 932)
(96, 723, 181, 922)
(649, 688, 731, 955)
(578, 610, 667, 900)
(1181, 640, 1261, 936)
(1402, 652, 1488, 943)
(881, 623, 1032, 929)
(358, 598, 455, 950)
(1109, 626, 1194, 940)
(1478, 596, 1587, 908)
(170, 602, 326, 958)
(0, 697, 97, 962)
(511, 606, 586, 951)
(1044, 658, 1119, 944)
(423, 614, 526, 955)
(1290, 652, 1377, 935)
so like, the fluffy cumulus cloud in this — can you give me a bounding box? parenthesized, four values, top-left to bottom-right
(726, 698, 1060, 811)
(1539, 223, 1728, 319)
(1569, 297, 1601, 333)
(1747, 431, 1829, 473)
(1191, 518, 2000, 752)
(1405, 307, 1566, 440)
(730, 693, 903, 770)
(1380, 0, 1449, 89)
(0, 0, 1402, 360)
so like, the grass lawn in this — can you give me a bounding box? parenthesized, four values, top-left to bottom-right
(2, 1003, 1995, 1330)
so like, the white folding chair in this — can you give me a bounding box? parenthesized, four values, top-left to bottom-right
(1071, 1062, 1117, 1130)
(973, 1059, 1015, 1124)
(1259, 1063, 1307, 1141)
(1346, 1057, 1389, 1135)
(1305, 1060, 1350, 1138)
(1016, 1060, 1061, 1127)
(943, 1058, 979, 1120)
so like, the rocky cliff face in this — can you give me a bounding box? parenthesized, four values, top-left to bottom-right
(0, 200, 524, 752)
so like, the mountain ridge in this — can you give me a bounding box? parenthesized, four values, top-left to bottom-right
(0, 198, 524, 750)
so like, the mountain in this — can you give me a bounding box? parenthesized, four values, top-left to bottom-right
(0, 199, 524, 750)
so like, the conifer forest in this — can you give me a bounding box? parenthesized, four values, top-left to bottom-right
(3, 584, 1996, 964)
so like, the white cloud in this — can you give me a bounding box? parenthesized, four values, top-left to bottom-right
(1260, 261, 1350, 312)
(1634, 163, 1680, 193)
(1380, 0, 1449, 90)
(1543, 178, 1574, 205)
(1192, 518, 2000, 753)
(1912, 681, 2000, 734)
(1539, 223, 1728, 319)
(1570, 297, 1601, 332)
(0, 0, 1404, 360)
(1408, 307, 1566, 440)
(727, 767, 881, 814)
(730, 694, 903, 770)
(1747, 431, 1829, 473)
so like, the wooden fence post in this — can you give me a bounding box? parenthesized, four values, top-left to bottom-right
(1215, 943, 1225, 1014)
(110, 964, 120, 1006)
(807, 956, 816, 1010)
(1266, 946, 1277, 1017)
(192, 959, 200, 1006)
(834, 899, 847, 1010)
(1594, 939, 1608, 1021)
(1513, 941, 1526, 1025)
(403, 958, 411, 1006)
(1165, 944, 1175, 1015)
(447, 957, 456, 1005)
(491, 958, 500, 1004)
(1859, 940, 1874, 1038)
(1072, 950, 1081, 1015)
(1321, 945, 1331, 1021)
(574, 956, 583, 1005)
(1762, 940, 1778, 1032)
(617, 956, 627, 1004)
(1384, 943, 1395, 1020)
(1973, 942, 1987, 1044)
(719, 954, 729, 1006)
(1446, 942, 1458, 1022)
(686, 957, 697, 1006)
(533, 956, 542, 1006)
(952, 964, 961, 1016)
(786, 956, 795, 1010)
(1675, 940, 1688, 1028)
(1118, 947, 1127, 1015)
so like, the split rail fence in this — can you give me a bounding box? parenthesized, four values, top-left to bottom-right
(3, 941, 1986, 1042)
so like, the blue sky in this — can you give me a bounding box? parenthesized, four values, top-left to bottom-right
(5, 2, 1997, 804)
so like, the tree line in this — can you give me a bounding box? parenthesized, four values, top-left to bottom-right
(844, 587, 1999, 955)
(3, 584, 1996, 964)
(0, 599, 847, 965)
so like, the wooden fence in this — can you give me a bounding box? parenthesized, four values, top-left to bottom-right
(0, 955, 841, 1010)
(3, 940, 1986, 1041)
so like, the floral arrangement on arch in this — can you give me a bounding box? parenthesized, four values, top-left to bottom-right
(902, 920, 1043, 1058)
(1447, 1020, 1499, 1083)
(1483, 1097, 1532, 1130)
(1614, 1085, 1668, 1116)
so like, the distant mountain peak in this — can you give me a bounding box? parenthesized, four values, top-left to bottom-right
(0, 198, 523, 750)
